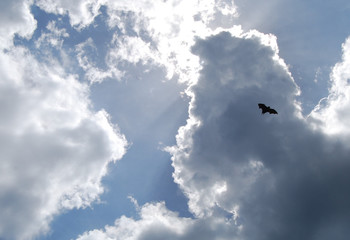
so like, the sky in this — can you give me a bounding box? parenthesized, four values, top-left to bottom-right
(1, 0, 350, 240)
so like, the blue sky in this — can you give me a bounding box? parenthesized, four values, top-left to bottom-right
(2, 1, 350, 240)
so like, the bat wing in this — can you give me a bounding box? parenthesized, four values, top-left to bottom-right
(258, 103, 268, 114)
(258, 103, 266, 109)
(269, 108, 278, 114)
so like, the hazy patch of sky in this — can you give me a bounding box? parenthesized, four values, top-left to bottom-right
(41, 65, 191, 239)
(89, 64, 190, 215)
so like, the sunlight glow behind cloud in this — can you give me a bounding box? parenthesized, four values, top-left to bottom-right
(1, 0, 350, 240)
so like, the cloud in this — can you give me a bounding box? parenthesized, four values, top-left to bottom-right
(37, 0, 239, 84)
(0, 0, 36, 48)
(168, 28, 301, 219)
(76, 201, 193, 240)
(167, 31, 350, 240)
(35, 0, 104, 29)
(35, 21, 69, 49)
(0, 46, 127, 240)
(309, 37, 350, 135)
(0, 1, 239, 239)
(76, 200, 238, 240)
(5, 1, 350, 240)
(104, 0, 209, 83)
(75, 37, 124, 83)
(75, 28, 330, 240)
(77, 27, 350, 240)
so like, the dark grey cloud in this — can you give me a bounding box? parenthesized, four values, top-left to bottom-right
(169, 31, 350, 240)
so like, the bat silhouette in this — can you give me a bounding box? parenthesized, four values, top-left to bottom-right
(258, 103, 278, 114)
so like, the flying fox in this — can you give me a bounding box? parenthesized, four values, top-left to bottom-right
(258, 103, 278, 114)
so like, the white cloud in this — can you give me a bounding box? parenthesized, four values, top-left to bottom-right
(309, 37, 350, 135)
(34, 0, 239, 86)
(35, 0, 103, 29)
(76, 200, 239, 240)
(76, 201, 192, 240)
(107, 35, 159, 66)
(35, 21, 69, 49)
(0, 0, 36, 49)
(103, 0, 207, 83)
(0, 46, 127, 240)
(75, 38, 124, 83)
(68, 0, 239, 84)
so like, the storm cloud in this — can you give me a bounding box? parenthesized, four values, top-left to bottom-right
(169, 31, 350, 240)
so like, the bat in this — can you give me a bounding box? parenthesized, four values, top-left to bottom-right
(258, 103, 278, 114)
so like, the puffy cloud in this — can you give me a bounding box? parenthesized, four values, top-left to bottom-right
(76, 201, 193, 240)
(0, 46, 127, 240)
(167, 31, 350, 240)
(168, 29, 301, 218)
(76, 200, 238, 240)
(309, 37, 350, 135)
(0, 0, 36, 49)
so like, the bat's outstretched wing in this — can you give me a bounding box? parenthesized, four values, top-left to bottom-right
(268, 108, 278, 114)
(258, 103, 266, 109)
(258, 103, 268, 114)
